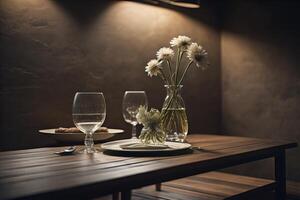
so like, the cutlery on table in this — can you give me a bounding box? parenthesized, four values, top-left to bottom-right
(55, 146, 77, 155)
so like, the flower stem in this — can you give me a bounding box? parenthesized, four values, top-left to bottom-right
(167, 60, 174, 85)
(178, 61, 193, 85)
(175, 50, 184, 85)
(174, 49, 180, 84)
(160, 88, 177, 120)
(160, 93, 174, 119)
(159, 70, 169, 85)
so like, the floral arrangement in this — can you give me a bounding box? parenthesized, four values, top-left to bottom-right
(145, 35, 209, 85)
(138, 35, 209, 144)
(136, 106, 165, 144)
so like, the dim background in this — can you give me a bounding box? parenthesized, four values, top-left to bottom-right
(0, 0, 299, 185)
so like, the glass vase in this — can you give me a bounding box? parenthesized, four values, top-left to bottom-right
(161, 85, 188, 142)
(139, 125, 166, 145)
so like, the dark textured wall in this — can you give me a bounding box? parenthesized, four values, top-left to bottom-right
(0, 0, 221, 150)
(221, 0, 300, 181)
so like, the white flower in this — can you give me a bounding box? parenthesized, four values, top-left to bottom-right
(145, 59, 162, 77)
(187, 42, 208, 69)
(138, 107, 165, 144)
(147, 108, 161, 126)
(156, 47, 174, 61)
(170, 35, 191, 49)
(137, 107, 161, 128)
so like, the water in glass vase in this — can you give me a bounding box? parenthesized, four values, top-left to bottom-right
(161, 107, 188, 142)
(161, 85, 189, 142)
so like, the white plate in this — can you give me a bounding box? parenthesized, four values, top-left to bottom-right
(101, 139, 191, 152)
(39, 128, 124, 143)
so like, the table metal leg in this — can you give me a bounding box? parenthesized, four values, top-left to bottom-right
(112, 192, 119, 200)
(121, 190, 131, 200)
(275, 150, 286, 200)
(155, 183, 162, 191)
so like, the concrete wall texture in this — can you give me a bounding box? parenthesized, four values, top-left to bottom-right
(221, 0, 300, 182)
(0, 0, 221, 150)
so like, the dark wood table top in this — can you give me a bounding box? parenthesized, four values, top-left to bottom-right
(0, 134, 296, 200)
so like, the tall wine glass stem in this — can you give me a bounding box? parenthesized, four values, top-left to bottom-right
(85, 132, 94, 153)
(132, 124, 137, 139)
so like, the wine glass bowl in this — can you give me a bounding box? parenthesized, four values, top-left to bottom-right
(122, 91, 148, 139)
(72, 92, 106, 153)
(73, 113, 106, 133)
(124, 106, 139, 125)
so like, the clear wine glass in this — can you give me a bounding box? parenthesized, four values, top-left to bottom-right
(73, 92, 106, 153)
(122, 91, 148, 139)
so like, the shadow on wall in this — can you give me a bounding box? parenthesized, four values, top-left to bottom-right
(221, 0, 300, 182)
(221, 0, 300, 52)
(51, 0, 114, 28)
(51, 0, 221, 29)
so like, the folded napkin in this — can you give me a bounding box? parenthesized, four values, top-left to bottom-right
(120, 143, 169, 150)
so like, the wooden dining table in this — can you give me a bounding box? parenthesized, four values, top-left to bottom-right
(0, 134, 296, 200)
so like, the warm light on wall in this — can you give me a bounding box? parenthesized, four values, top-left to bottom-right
(93, 1, 183, 34)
